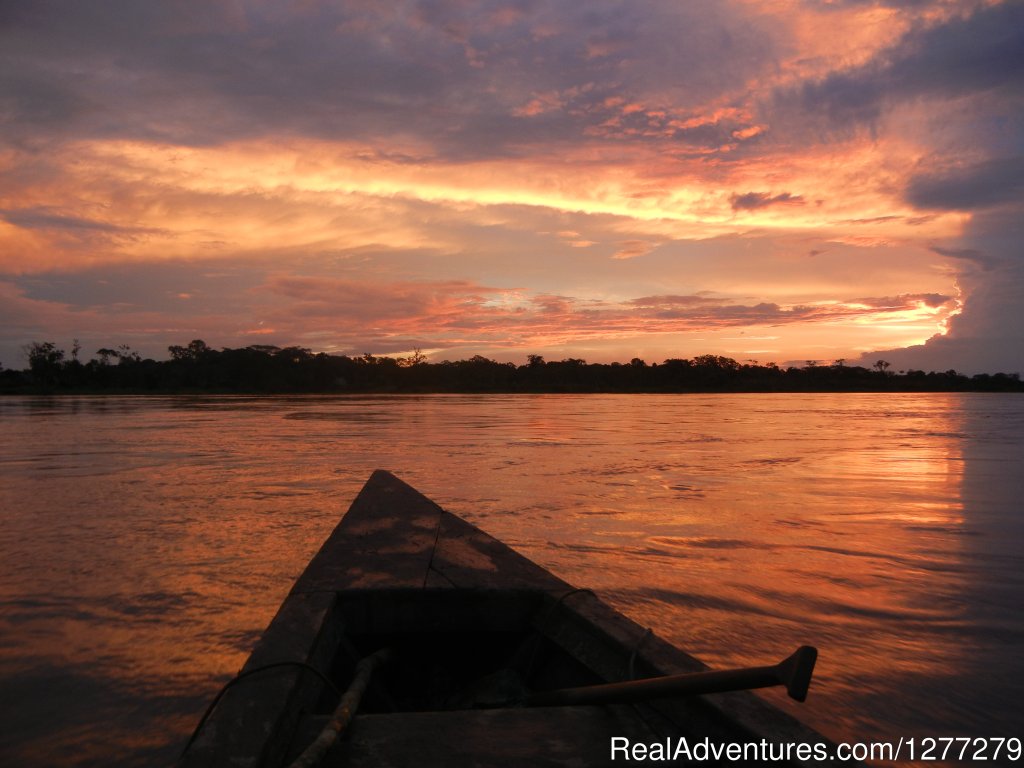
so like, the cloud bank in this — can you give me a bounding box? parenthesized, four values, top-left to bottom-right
(0, 0, 1020, 372)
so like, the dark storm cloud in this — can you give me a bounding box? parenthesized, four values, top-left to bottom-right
(629, 294, 728, 308)
(0, 207, 158, 235)
(12, 259, 264, 314)
(905, 156, 1024, 211)
(0, 71, 90, 136)
(784, 2, 1024, 126)
(864, 211, 1024, 375)
(1, 1, 453, 147)
(628, 292, 954, 326)
(0, 0, 777, 158)
(772, 0, 1024, 372)
(807, 0, 932, 6)
(263, 275, 504, 323)
(847, 293, 951, 310)
(928, 244, 987, 264)
(729, 191, 803, 211)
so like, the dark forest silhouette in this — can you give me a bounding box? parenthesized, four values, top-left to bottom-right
(2, 339, 1021, 393)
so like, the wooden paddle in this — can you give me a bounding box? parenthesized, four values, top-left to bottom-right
(523, 645, 817, 707)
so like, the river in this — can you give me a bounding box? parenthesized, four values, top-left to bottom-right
(1, 393, 1021, 765)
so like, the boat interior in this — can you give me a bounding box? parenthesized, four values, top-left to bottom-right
(277, 586, 785, 767)
(318, 588, 607, 714)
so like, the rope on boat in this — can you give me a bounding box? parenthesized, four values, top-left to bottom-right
(552, 587, 596, 608)
(181, 661, 341, 754)
(515, 588, 598, 679)
(549, 587, 654, 682)
(545, 588, 653, 682)
(628, 627, 653, 680)
(286, 647, 393, 768)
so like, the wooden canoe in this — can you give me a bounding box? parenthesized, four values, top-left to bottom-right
(179, 469, 857, 767)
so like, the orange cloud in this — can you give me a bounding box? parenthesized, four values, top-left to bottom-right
(2, 0, 1017, 372)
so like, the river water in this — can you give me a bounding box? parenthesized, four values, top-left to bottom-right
(0, 393, 1021, 765)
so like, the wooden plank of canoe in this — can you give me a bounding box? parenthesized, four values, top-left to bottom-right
(428, 506, 570, 592)
(180, 590, 339, 768)
(290, 469, 572, 593)
(290, 468, 577, 593)
(318, 706, 658, 768)
(292, 469, 444, 592)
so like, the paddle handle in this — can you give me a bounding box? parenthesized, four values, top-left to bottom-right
(525, 646, 817, 707)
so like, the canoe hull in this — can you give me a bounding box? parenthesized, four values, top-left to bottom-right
(179, 470, 853, 767)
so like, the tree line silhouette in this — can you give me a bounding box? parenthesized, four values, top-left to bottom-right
(2, 339, 1022, 393)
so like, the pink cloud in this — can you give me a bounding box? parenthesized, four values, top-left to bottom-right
(2, 1, 1019, 373)
(612, 240, 659, 260)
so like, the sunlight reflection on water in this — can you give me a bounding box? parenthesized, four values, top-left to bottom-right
(0, 393, 1022, 766)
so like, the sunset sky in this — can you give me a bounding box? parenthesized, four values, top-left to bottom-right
(2, 0, 1022, 373)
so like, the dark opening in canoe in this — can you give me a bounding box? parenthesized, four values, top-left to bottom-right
(327, 589, 607, 712)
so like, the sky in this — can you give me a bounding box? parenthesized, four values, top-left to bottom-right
(1, 0, 1022, 373)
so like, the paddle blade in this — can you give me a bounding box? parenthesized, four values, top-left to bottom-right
(776, 645, 817, 702)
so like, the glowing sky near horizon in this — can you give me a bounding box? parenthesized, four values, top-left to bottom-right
(1, 1, 1022, 372)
